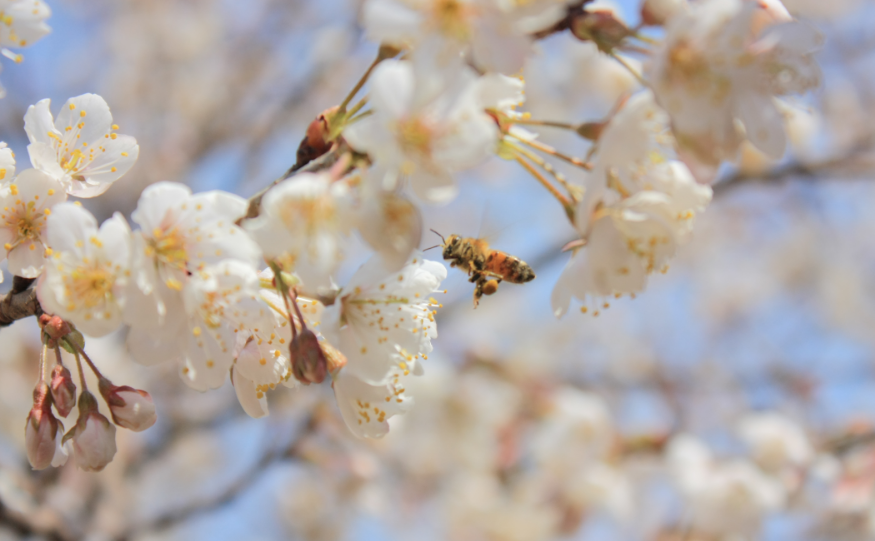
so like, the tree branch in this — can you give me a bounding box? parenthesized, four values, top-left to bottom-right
(0, 277, 41, 328)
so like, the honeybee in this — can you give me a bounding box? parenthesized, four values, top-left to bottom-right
(429, 230, 535, 307)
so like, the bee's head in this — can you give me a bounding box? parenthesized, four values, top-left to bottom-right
(443, 234, 461, 258)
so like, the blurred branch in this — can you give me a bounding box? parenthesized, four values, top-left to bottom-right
(126, 411, 317, 538)
(713, 137, 875, 196)
(0, 500, 67, 541)
(0, 277, 41, 327)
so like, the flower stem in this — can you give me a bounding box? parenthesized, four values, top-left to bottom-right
(71, 347, 88, 391)
(511, 118, 578, 130)
(54, 343, 64, 367)
(37, 343, 47, 386)
(508, 142, 580, 203)
(514, 154, 575, 220)
(508, 132, 592, 170)
(337, 54, 383, 114)
(609, 52, 647, 86)
(73, 343, 106, 382)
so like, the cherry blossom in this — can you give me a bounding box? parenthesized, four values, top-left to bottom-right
(38, 203, 131, 337)
(0, 168, 66, 278)
(343, 59, 499, 204)
(322, 252, 446, 385)
(0, 141, 15, 181)
(648, 0, 822, 168)
(0, 0, 51, 51)
(332, 364, 414, 438)
(362, 0, 569, 74)
(552, 92, 712, 316)
(124, 182, 260, 358)
(24, 93, 139, 197)
(243, 172, 349, 288)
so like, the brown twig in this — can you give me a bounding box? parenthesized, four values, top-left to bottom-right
(0, 278, 42, 327)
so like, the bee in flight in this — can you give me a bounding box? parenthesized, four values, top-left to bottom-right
(428, 230, 535, 308)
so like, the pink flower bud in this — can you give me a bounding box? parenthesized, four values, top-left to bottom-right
(24, 384, 63, 470)
(99, 380, 157, 432)
(49, 364, 76, 418)
(290, 329, 328, 385)
(70, 391, 117, 472)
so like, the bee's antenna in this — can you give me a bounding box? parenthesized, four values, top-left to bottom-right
(423, 244, 441, 252)
(429, 229, 446, 243)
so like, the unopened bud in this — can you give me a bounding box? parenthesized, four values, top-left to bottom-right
(576, 121, 608, 141)
(98, 379, 157, 432)
(38, 314, 71, 348)
(290, 329, 328, 385)
(24, 384, 64, 470)
(378, 43, 402, 60)
(68, 391, 117, 472)
(50, 365, 76, 418)
(571, 10, 632, 53)
(640, 0, 687, 26)
(295, 106, 339, 170)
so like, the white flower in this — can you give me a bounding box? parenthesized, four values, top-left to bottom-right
(343, 59, 499, 204)
(38, 203, 131, 337)
(0, 169, 66, 278)
(177, 261, 274, 392)
(362, 0, 568, 74)
(552, 92, 712, 316)
(738, 412, 813, 471)
(231, 368, 270, 419)
(0, 0, 51, 51)
(323, 252, 446, 385)
(124, 182, 260, 340)
(0, 141, 15, 181)
(332, 366, 414, 438)
(243, 173, 348, 288)
(24, 93, 139, 197)
(667, 434, 786, 536)
(231, 283, 327, 417)
(531, 387, 614, 472)
(355, 170, 423, 272)
(648, 0, 822, 166)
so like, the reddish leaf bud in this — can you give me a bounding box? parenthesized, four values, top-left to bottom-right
(290, 329, 328, 385)
(24, 384, 65, 470)
(49, 364, 77, 418)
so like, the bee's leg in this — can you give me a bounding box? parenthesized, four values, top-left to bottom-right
(473, 278, 484, 308)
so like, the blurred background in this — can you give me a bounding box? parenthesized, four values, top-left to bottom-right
(2, 0, 875, 539)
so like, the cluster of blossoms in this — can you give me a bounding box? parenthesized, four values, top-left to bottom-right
(3, 91, 447, 468)
(3, 0, 825, 473)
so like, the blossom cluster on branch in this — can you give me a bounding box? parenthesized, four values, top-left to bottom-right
(0, 0, 827, 475)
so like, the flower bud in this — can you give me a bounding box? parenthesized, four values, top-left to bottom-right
(291, 328, 328, 385)
(295, 106, 339, 169)
(98, 379, 157, 432)
(70, 391, 117, 472)
(24, 384, 63, 470)
(38, 314, 71, 348)
(49, 364, 76, 418)
(571, 10, 632, 53)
